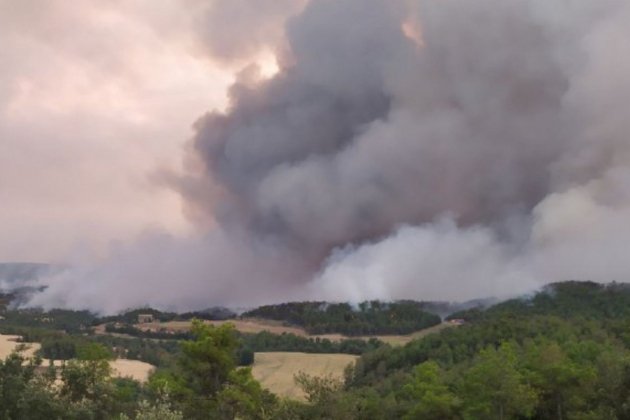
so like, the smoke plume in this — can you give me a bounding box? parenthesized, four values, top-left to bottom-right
(29, 0, 630, 313)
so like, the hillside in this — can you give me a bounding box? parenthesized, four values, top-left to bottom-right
(2, 281, 630, 419)
(242, 300, 442, 335)
(302, 281, 630, 419)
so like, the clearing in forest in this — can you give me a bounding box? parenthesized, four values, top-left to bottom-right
(251, 352, 357, 400)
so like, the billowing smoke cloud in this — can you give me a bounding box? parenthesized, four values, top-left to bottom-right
(29, 0, 630, 312)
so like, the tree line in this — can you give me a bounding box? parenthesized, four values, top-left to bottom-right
(243, 300, 442, 335)
(3, 281, 630, 418)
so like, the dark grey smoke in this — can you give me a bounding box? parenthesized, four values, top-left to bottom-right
(0, 263, 54, 289)
(186, 0, 622, 260)
(187, 0, 408, 261)
(29, 0, 630, 312)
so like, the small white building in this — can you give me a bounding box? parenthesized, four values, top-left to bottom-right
(137, 314, 154, 324)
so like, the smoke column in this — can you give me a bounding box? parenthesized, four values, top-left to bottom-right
(29, 0, 630, 313)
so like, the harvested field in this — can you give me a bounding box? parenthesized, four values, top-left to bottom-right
(370, 322, 455, 346)
(0, 334, 40, 359)
(135, 318, 308, 336)
(251, 352, 357, 400)
(110, 359, 154, 382)
(133, 319, 454, 346)
(1, 334, 154, 383)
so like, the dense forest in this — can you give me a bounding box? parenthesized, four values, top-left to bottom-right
(99, 307, 237, 325)
(303, 281, 630, 419)
(243, 300, 442, 335)
(2, 281, 630, 418)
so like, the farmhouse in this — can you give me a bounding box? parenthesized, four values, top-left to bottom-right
(137, 314, 154, 324)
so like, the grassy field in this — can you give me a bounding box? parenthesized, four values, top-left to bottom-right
(370, 322, 455, 345)
(136, 318, 307, 336)
(251, 352, 358, 400)
(0, 334, 40, 359)
(133, 318, 455, 346)
(110, 359, 154, 382)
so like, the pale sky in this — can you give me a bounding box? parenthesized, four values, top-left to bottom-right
(0, 0, 283, 262)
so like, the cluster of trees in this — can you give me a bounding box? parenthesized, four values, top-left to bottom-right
(0, 308, 97, 334)
(240, 331, 383, 356)
(38, 334, 180, 368)
(0, 343, 146, 419)
(243, 301, 442, 335)
(292, 281, 630, 419)
(448, 281, 630, 322)
(104, 323, 384, 357)
(299, 336, 630, 419)
(0, 322, 275, 419)
(3, 281, 630, 418)
(99, 307, 236, 325)
(104, 323, 193, 340)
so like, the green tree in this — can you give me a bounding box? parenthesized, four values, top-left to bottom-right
(292, 372, 356, 419)
(217, 367, 276, 419)
(461, 343, 537, 420)
(401, 361, 460, 419)
(60, 342, 113, 403)
(120, 398, 183, 420)
(525, 341, 587, 420)
(157, 320, 272, 419)
(0, 349, 63, 419)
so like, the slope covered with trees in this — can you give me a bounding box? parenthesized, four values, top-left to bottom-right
(243, 301, 442, 335)
(2, 281, 630, 419)
(293, 281, 630, 419)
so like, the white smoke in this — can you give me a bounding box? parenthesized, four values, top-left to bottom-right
(23, 0, 630, 313)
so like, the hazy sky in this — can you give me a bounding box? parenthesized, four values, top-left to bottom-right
(0, 0, 282, 261)
(4, 0, 630, 312)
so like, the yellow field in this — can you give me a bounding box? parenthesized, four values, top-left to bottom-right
(251, 352, 357, 400)
(132, 318, 454, 346)
(136, 318, 308, 336)
(0, 334, 40, 359)
(0, 334, 154, 382)
(370, 322, 455, 345)
(110, 359, 154, 382)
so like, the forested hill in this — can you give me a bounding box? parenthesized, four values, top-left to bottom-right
(447, 280, 630, 322)
(3, 280, 630, 418)
(242, 301, 442, 335)
(308, 280, 630, 419)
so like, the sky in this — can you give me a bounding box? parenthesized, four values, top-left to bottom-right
(2, 0, 630, 313)
(0, 0, 283, 262)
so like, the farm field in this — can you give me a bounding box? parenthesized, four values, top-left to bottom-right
(135, 319, 308, 336)
(251, 352, 358, 400)
(370, 322, 455, 345)
(132, 318, 454, 346)
(0, 334, 39, 359)
(0, 334, 154, 382)
(110, 359, 154, 382)
(136, 318, 307, 336)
